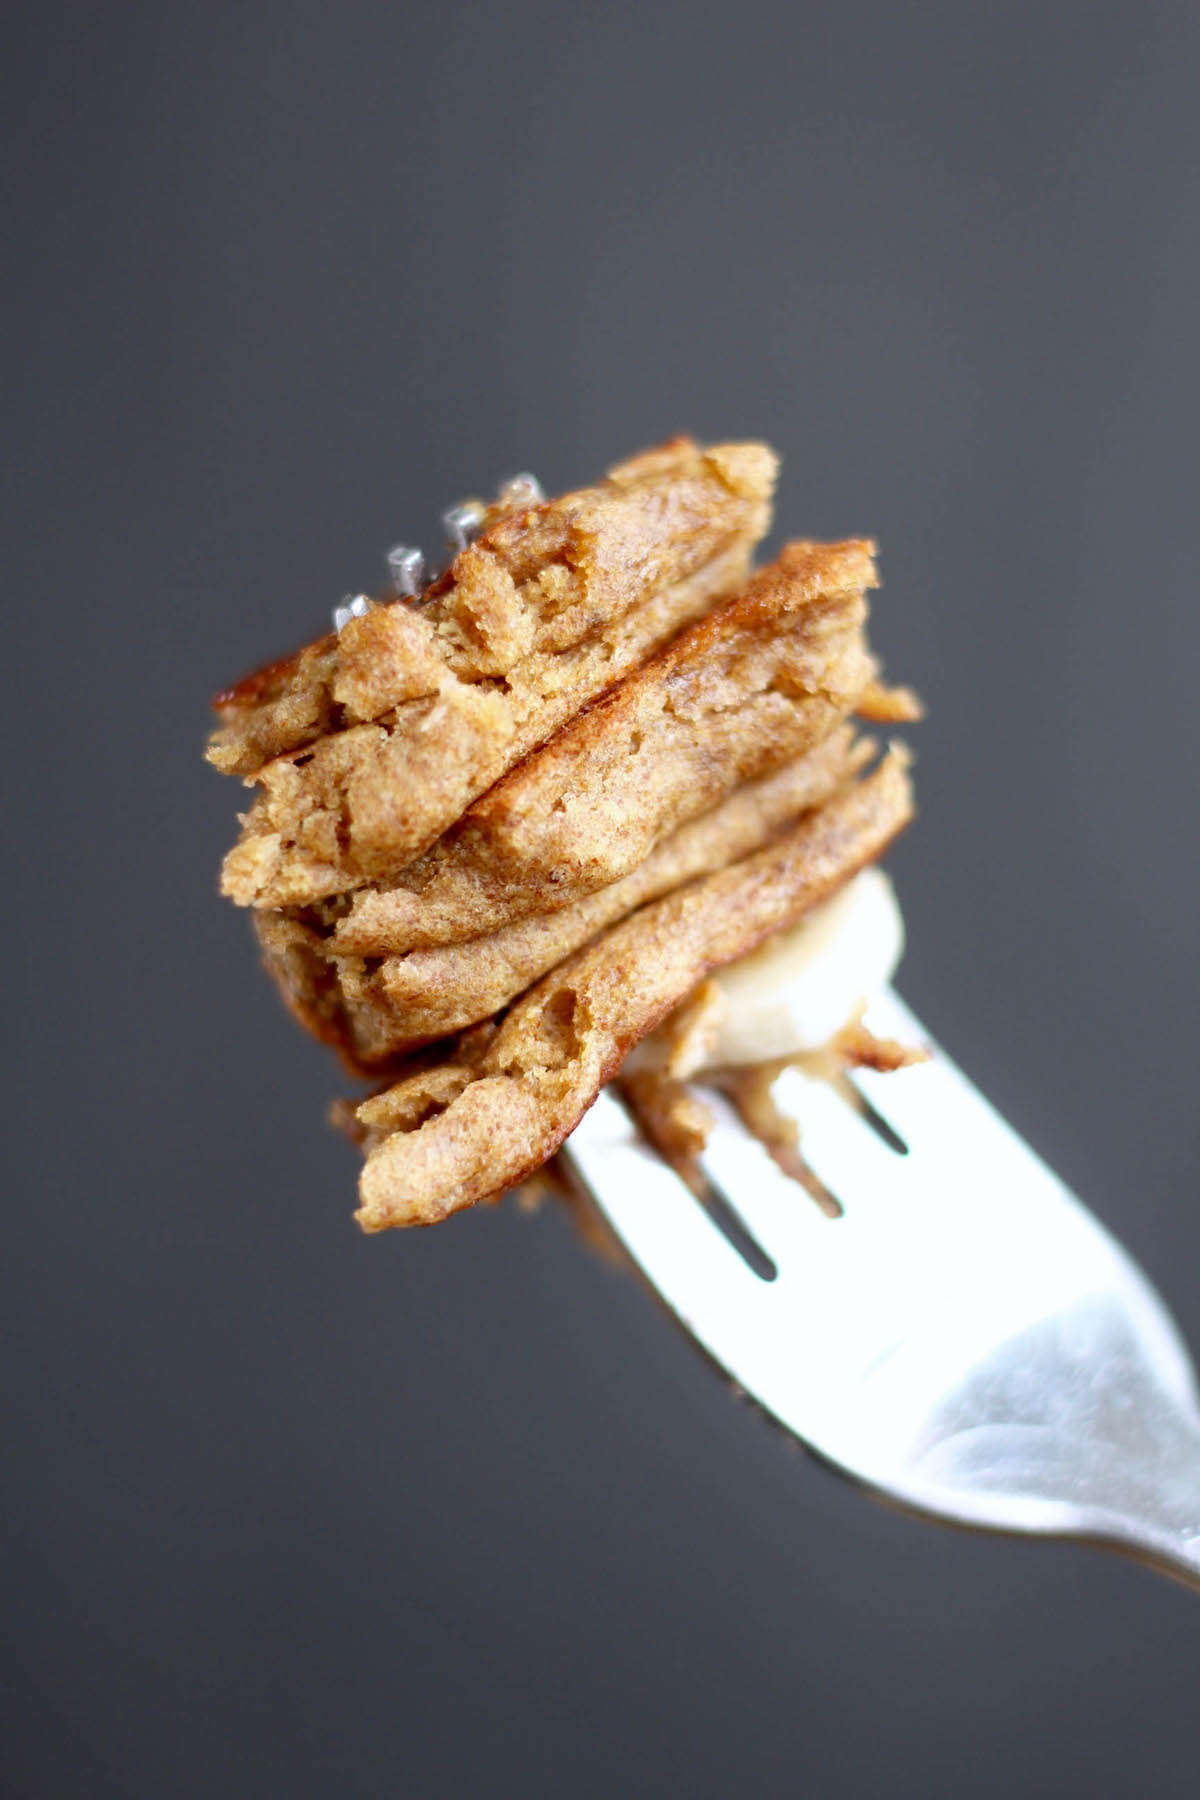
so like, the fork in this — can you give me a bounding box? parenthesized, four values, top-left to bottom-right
(561, 987, 1200, 1589)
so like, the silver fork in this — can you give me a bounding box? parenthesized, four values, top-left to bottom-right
(562, 987, 1200, 1589)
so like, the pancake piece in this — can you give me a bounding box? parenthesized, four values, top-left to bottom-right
(348, 748, 913, 1230)
(208, 433, 921, 1235)
(217, 439, 777, 906)
(332, 541, 881, 956)
(255, 728, 874, 1064)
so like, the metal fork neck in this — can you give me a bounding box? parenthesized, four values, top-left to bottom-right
(1097, 1398, 1200, 1588)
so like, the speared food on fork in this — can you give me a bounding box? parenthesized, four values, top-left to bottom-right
(207, 437, 921, 1229)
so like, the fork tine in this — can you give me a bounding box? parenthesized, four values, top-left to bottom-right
(695, 1089, 834, 1258)
(565, 1089, 767, 1321)
(850, 987, 974, 1155)
(770, 1065, 909, 1218)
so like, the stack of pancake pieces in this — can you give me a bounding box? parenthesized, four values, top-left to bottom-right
(210, 438, 921, 1231)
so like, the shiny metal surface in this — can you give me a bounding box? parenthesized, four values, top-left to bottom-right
(562, 988, 1200, 1588)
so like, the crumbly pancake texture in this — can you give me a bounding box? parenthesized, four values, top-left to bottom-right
(256, 728, 873, 1064)
(348, 750, 913, 1230)
(329, 540, 879, 956)
(208, 434, 920, 1232)
(217, 439, 776, 906)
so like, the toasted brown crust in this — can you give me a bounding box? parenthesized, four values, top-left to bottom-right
(350, 748, 913, 1230)
(330, 540, 878, 956)
(216, 440, 777, 906)
(257, 727, 873, 1064)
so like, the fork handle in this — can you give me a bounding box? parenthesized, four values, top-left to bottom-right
(1098, 1398, 1200, 1589)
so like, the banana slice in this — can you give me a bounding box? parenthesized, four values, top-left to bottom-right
(697, 866, 904, 1068)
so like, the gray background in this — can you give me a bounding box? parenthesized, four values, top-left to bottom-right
(6, 2, 1199, 1795)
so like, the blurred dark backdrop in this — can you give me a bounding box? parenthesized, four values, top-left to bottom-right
(5, 3, 1199, 1795)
